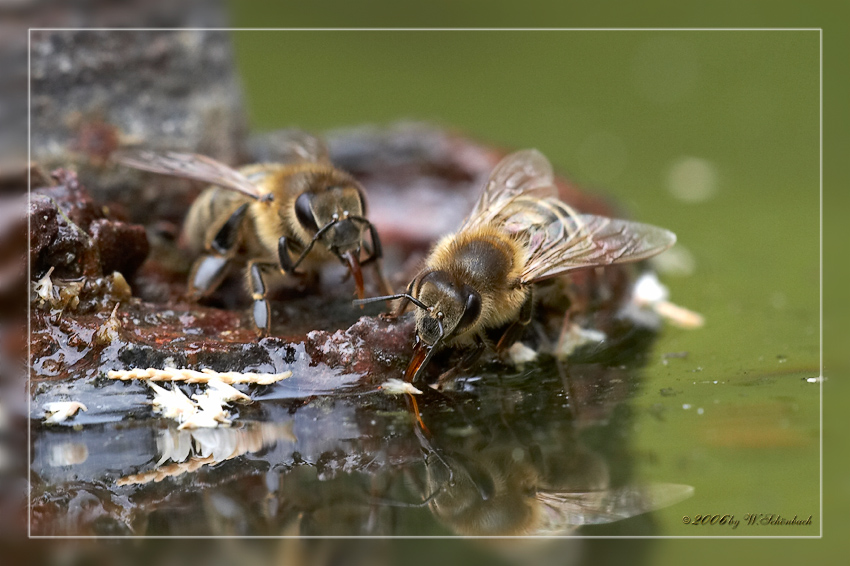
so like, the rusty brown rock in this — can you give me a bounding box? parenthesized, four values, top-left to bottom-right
(29, 171, 150, 281)
(88, 219, 149, 277)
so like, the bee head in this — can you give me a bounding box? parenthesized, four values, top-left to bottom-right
(427, 450, 540, 536)
(293, 183, 366, 256)
(414, 270, 482, 346)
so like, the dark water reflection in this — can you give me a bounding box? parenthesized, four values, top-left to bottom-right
(31, 351, 692, 538)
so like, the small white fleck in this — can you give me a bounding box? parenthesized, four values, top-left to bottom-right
(508, 342, 538, 365)
(682, 404, 691, 410)
(380, 378, 423, 395)
(632, 272, 669, 305)
(697, 408, 704, 415)
(43, 401, 88, 424)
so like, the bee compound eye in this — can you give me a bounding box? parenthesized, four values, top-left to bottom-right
(455, 291, 481, 333)
(294, 192, 319, 233)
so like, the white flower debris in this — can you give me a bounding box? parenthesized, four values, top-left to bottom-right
(116, 454, 217, 486)
(507, 341, 538, 366)
(379, 378, 423, 395)
(32, 266, 83, 311)
(117, 422, 296, 486)
(95, 302, 122, 345)
(147, 382, 196, 421)
(106, 366, 292, 385)
(186, 391, 233, 428)
(653, 300, 705, 329)
(204, 377, 252, 402)
(155, 425, 194, 466)
(46, 442, 89, 467)
(631, 272, 705, 329)
(177, 409, 230, 430)
(33, 266, 56, 304)
(129, 369, 286, 429)
(145, 381, 232, 430)
(556, 324, 607, 358)
(43, 401, 88, 424)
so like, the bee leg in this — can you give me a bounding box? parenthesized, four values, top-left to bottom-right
(210, 203, 249, 255)
(278, 236, 322, 290)
(358, 222, 383, 266)
(188, 255, 232, 299)
(380, 280, 415, 320)
(279, 217, 340, 275)
(555, 283, 586, 355)
(494, 290, 535, 353)
(277, 236, 298, 274)
(246, 260, 278, 336)
(188, 203, 250, 298)
(435, 336, 487, 387)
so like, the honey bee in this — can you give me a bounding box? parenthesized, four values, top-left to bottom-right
(420, 443, 694, 536)
(356, 149, 676, 381)
(117, 133, 390, 334)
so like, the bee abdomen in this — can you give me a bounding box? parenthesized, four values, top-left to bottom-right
(183, 186, 253, 255)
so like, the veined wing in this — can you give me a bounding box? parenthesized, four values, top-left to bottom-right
(519, 200, 676, 284)
(460, 149, 558, 231)
(532, 483, 694, 535)
(280, 130, 331, 163)
(115, 150, 264, 200)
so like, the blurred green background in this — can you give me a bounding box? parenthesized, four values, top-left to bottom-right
(227, 26, 824, 561)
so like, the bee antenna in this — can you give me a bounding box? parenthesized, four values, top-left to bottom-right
(353, 293, 429, 311)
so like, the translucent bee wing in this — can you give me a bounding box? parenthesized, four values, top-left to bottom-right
(460, 149, 558, 230)
(280, 130, 331, 163)
(248, 129, 331, 165)
(115, 150, 264, 200)
(520, 205, 677, 284)
(533, 483, 694, 534)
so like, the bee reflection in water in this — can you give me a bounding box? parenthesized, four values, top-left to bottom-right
(395, 386, 693, 537)
(414, 442, 693, 536)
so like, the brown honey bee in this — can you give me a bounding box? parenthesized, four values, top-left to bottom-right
(420, 442, 693, 536)
(356, 149, 676, 381)
(118, 133, 390, 334)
